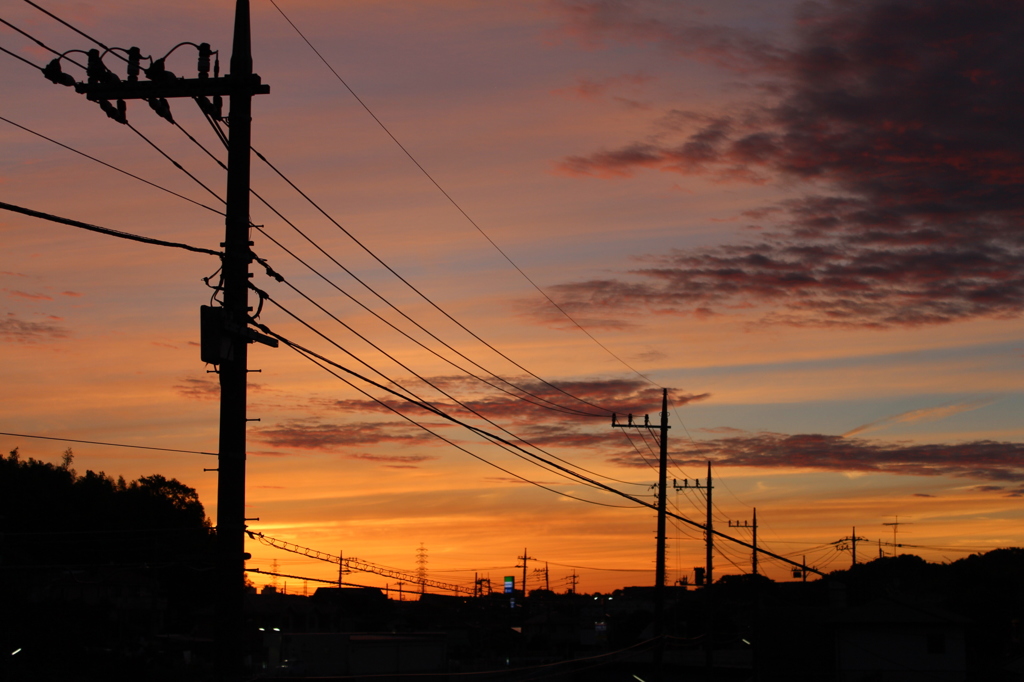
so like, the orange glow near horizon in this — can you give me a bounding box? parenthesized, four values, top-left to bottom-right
(3, 0, 1024, 597)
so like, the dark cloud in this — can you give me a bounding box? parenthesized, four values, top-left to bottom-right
(174, 376, 268, 400)
(912, 493, 936, 498)
(317, 376, 706, 427)
(554, 0, 1024, 327)
(0, 313, 70, 343)
(611, 431, 1024, 484)
(254, 419, 436, 451)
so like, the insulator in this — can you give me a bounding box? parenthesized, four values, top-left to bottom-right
(87, 49, 120, 85)
(42, 58, 75, 87)
(198, 42, 212, 78)
(148, 97, 175, 124)
(144, 57, 176, 82)
(98, 99, 127, 124)
(86, 49, 103, 83)
(127, 47, 141, 82)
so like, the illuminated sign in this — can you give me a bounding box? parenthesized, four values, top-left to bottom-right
(504, 576, 514, 594)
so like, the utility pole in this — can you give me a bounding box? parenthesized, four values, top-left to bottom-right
(614, 389, 670, 678)
(752, 508, 757, 576)
(728, 508, 758, 575)
(612, 390, 670, 602)
(517, 548, 535, 599)
(568, 571, 579, 594)
(675, 463, 713, 586)
(68, 2, 271, 675)
(834, 527, 869, 568)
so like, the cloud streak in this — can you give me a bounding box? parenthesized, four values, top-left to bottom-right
(842, 399, 996, 437)
(553, 0, 1024, 327)
(611, 431, 1024, 488)
(0, 313, 70, 343)
(254, 419, 437, 452)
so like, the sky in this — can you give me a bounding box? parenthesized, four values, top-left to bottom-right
(2, 0, 1024, 596)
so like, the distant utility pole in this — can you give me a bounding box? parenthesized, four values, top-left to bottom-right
(728, 507, 758, 575)
(834, 527, 869, 567)
(675, 463, 713, 586)
(613, 389, 670, 677)
(69, 1, 271, 674)
(612, 389, 670, 591)
(516, 548, 535, 598)
(568, 571, 579, 594)
(533, 563, 550, 591)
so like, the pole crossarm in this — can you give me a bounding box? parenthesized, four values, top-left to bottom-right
(75, 74, 269, 100)
(249, 531, 467, 595)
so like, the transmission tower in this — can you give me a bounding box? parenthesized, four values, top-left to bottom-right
(416, 543, 428, 594)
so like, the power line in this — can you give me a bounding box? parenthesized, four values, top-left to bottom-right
(266, 0, 659, 388)
(0, 431, 217, 456)
(249, 317, 825, 576)
(254, 291, 632, 497)
(250, 146, 612, 416)
(279, 336, 634, 509)
(0, 115, 224, 215)
(126, 122, 226, 205)
(248, 206, 598, 418)
(0, 200, 223, 256)
(252, 265, 645, 488)
(21, 0, 119, 57)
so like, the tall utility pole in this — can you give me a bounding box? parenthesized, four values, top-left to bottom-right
(612, 389, 670, 593)
(613, 389, 670, 678)
(752, 508, 757, 576)
(705, 463, 713, 586)
(217, 3, 265, 672)
(72, 1, 270, 673)
(835, 527, 869, 568)
(679, 465, 713, 585)
(517, 548, 535, 598)
(677, 464, 714, 678)
(728, 508, 758, 575)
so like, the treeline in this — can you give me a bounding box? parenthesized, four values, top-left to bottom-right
(0, 447, 217, 680)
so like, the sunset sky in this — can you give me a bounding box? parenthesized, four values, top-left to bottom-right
(3, 0, 1023, 595)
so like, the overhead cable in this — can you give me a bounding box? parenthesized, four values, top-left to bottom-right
(253, 269, 645, 487)
(251, 145, 612, 415)
(247, 202, 598, 418)
(0, 201, 223, 256)
(279, 336, 634, 509)
(250, 318, 825, 575)
(266, 0, 658, 388)
(0, 115, 224, 215)
(0, 431, 217, 456)
(22, 0, 120, 58)
(252, 289, 629, 494)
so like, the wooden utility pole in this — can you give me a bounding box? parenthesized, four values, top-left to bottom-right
(73, 2, 271, 674)
(517, 548, 535, 598)
(612, 390, 670, 634)
(728, 508, 758, 575)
